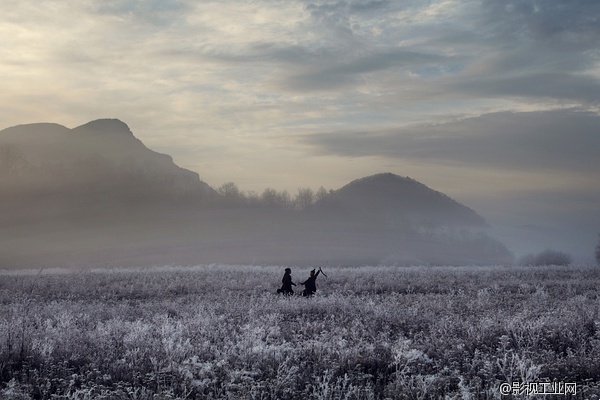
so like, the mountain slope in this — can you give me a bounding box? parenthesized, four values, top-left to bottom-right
(0, 119, 217, 204)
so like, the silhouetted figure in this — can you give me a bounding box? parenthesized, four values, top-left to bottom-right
(301, 268, 322, 297)
(277, 268, 296, 295)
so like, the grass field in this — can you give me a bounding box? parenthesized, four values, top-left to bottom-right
(1, 264, 599, 399)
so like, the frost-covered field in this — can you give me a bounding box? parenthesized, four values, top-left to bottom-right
(1, 264, 599, 399)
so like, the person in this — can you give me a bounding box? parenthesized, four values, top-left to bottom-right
(301, 267, 322, 297)
(277, 268, 296, 295)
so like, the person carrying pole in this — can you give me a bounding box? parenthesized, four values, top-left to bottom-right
(301, 267, 325, 297)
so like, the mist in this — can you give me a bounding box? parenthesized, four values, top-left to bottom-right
(0, 120, 519, 268)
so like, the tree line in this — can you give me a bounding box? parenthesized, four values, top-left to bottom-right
(216, 182, 332, 210)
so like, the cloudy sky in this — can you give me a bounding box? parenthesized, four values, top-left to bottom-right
(1, 0, 599, 259)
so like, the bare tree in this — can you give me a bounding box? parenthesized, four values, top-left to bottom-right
(261, 188, 292, 208)
(295, 187, 314, 210)
(217, 182, 245, 205)
(276, 190, 292, 209)
(261, 188, 279, 208)
(315, 186, 329, 203)
(218, 182, 241, 198)
(246, 190, 260, 207)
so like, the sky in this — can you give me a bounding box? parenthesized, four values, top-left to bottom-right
(1, 0, 599, 260)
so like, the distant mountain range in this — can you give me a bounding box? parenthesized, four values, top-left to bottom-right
(0, 119, 513, 268)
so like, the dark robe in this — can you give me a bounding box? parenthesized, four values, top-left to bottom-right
(280, 272, 296, 295)
(301, 270, 321, 296)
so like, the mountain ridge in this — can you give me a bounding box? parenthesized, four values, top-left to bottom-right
(73, 118, 136, 137)
(0, 119, 217, 201)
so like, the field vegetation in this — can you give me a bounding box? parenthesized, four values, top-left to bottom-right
(1, 264, 599, 399)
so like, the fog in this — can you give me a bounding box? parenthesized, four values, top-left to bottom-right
(0, 202, 513, 269)
(0, 120, 517, 268)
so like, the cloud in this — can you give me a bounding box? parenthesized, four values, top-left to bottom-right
(437, 0, 600, 104)
(479, 0, 600, 51)
(300, 109, 600, 176)
(89, 0, 195, 28)
(451, 73, 600, 104)
(284, 48, 449, 91)
(305, 0, 392, 16)
(2, 0, 599, 178)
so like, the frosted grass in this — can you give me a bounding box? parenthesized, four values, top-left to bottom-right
(1, 264, 599, 399)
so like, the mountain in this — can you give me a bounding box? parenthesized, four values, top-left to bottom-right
(0, 119, 222, 268)
(0, 119, 513, 268)
(0, 119, 217, 206)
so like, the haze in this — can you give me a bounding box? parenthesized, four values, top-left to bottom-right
(1, 0, 599, 261)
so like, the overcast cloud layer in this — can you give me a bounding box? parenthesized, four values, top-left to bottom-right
(1, 0, 599, 259)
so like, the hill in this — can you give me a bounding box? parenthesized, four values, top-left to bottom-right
(316, 173, 487, 228)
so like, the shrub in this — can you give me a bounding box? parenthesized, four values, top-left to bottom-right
(520, 249, 572, 266)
